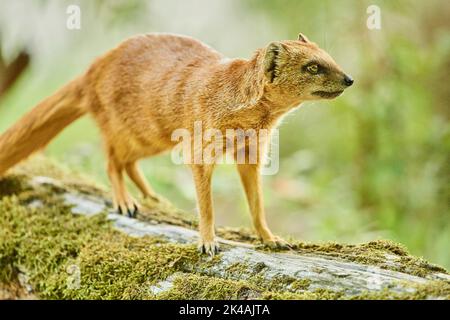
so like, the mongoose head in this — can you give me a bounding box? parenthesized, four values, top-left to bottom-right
(263, 33, 353, 105)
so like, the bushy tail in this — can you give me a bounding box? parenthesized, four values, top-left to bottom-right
(0, 77, 88, 175)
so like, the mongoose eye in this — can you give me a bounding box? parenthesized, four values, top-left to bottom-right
(306, 64, 319, 74)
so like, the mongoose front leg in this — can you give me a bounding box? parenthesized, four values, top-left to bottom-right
(191, 164, 219, 256)
(125, 161, 159, 202)
(107, 158, 138, 218)
(237, 163, 290, 249)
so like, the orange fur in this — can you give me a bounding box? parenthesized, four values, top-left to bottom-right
(0, 33, 353, 255)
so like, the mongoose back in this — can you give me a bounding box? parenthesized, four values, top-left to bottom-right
(0, 33, 353, 255)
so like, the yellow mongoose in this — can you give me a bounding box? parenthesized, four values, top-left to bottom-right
(0, 33, 353, 255)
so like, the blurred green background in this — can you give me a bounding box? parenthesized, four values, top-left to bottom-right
(0, 0, 449, 268)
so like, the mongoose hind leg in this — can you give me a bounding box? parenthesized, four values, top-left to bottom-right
(191, 164, 220, 256)
(107, 157, 138, 218)
(125, 161, 159, 202)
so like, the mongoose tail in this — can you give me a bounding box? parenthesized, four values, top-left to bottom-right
(0, 77, 87, 175)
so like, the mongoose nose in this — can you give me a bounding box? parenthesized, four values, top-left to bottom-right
(344, 74, 354, 86)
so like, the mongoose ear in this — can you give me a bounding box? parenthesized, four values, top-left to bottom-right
(264, 42, 284, 83)
(297, 33, 310, 43)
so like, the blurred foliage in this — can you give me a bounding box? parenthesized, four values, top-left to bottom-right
(0, 0, 448, 268)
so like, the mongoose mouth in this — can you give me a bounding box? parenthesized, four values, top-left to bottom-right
(312, 90, 344, 99)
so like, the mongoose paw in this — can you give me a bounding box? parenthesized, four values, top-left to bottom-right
(145, 194, 160, 203)
(198, 239, 220, 257)
(116, 202, 139, 219)
(262, 236, 292, 250)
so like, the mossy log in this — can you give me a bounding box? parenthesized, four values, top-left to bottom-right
(0, 156, 449, 299)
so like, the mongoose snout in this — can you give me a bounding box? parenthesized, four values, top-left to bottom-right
(343, 74, 354, 86)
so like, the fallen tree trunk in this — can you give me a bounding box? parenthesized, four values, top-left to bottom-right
(0, 157, 449, 299)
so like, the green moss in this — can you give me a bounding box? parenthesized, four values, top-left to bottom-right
(0, 196, 106, 288)
(284, 240, 449, 278)
(216, 227, 259, 243)
(1, 156, 448, 300)
(140, 196, 198, 229)
(262, 288, 343, 300)
(0, 174, 30, 198)
(68, 237, 200, 299)
(349, 281, 450, 300)
(157, 274, 337, 300)
(406, 281, 450, 300)
(1, 193, 449, 300)
(6, 156, 196, 227)
(257, 275, 311, 292)
(0, 190, 267, 300)
(262, 282, 450, 300)
(13, 154, 97, 185)
(157, 274, 260, 300)
(224, 262, 253, 278)
(209, 263, 313, 295)
(0, 195, 203, 299)
(291, 278, 312, 291)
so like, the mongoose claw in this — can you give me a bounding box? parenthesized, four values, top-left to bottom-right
(263, 236, 292, 250)
(198, 240, 220, 257)
(127, 207, 138, 218)
(116, 202, 139, 218)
